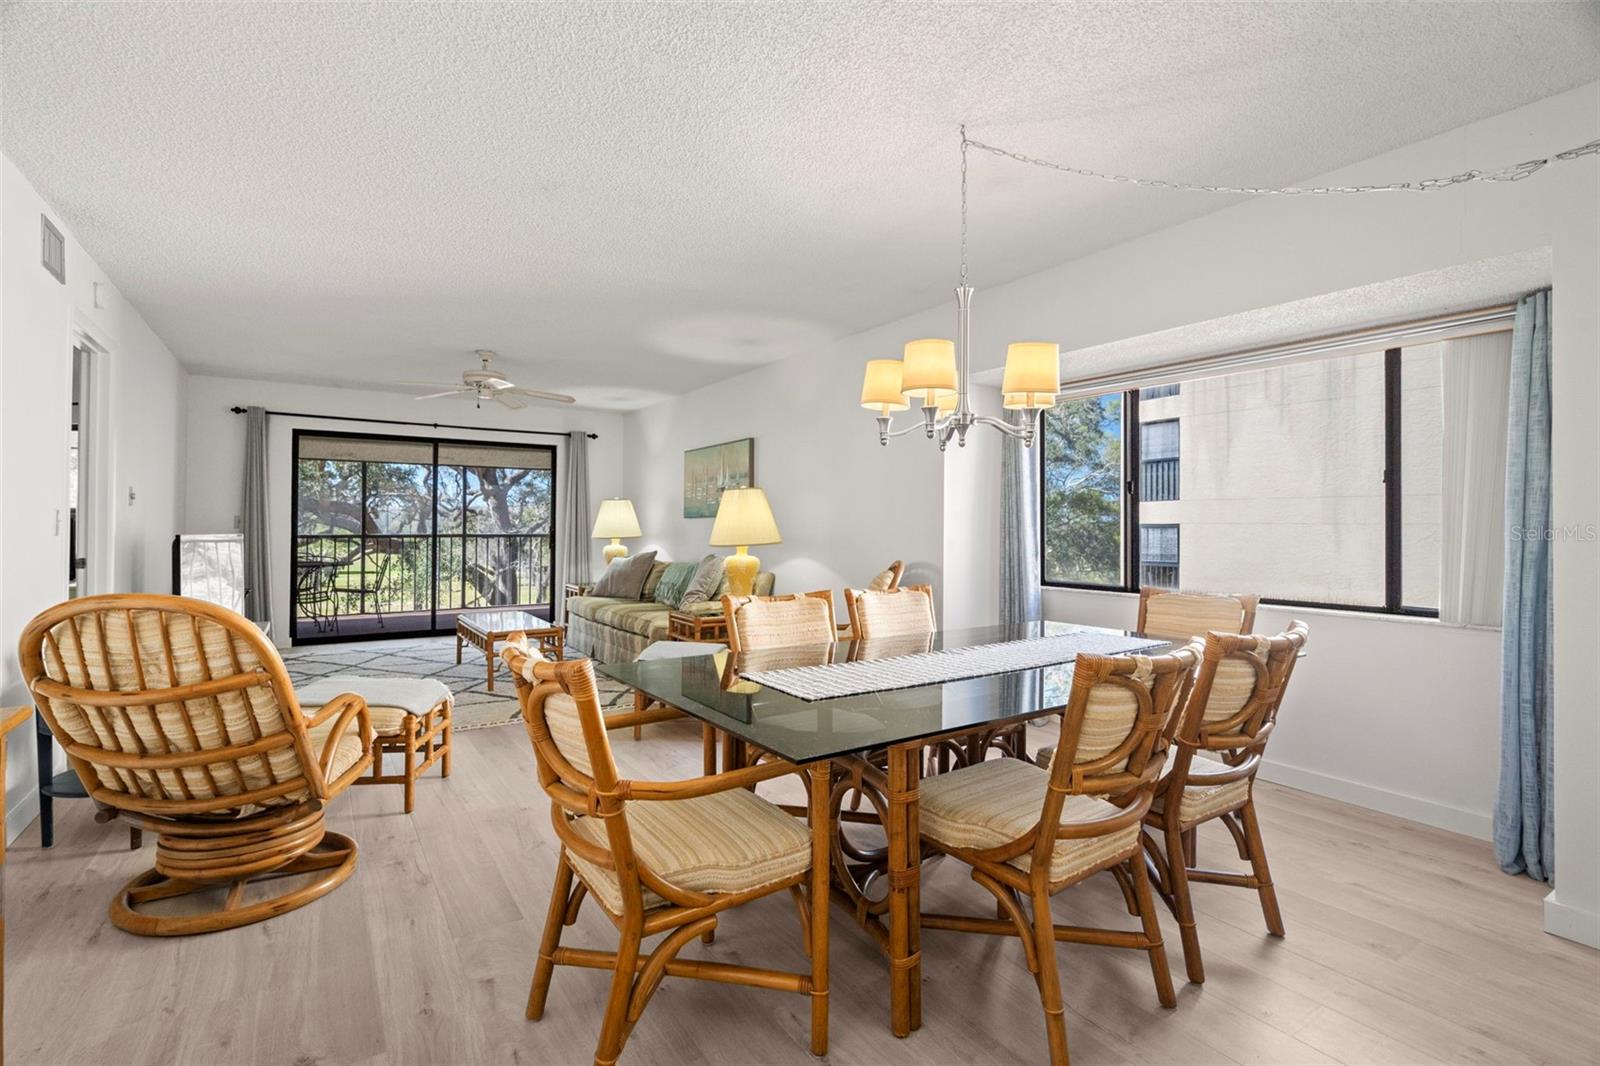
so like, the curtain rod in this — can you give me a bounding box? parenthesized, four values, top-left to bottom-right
(227, 406, 598, 440)
(1060, 302, 1518, 399)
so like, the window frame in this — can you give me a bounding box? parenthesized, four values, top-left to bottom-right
(1039, 349, 1441, 618)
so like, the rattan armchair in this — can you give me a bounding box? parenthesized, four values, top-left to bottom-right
(18, 594, 374, 936)
(842, 584, 935, 641)
(503, 643, 830, 1066)
(1143, 622, 1309, 984)
(918, 644, 1201, 1066)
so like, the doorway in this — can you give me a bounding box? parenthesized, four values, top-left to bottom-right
(67, 345, 91, 598)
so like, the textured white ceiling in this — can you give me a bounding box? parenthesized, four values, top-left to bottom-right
(3, 2, 1596, 409)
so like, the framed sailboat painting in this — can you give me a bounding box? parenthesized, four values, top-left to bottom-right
(683, 437, 754, 518)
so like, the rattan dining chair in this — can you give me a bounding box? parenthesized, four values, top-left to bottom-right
(503, 643, 830, 1066)
(18, 593, 374, 936)
(1143, 621, 1309, 984)
(1136, 586, 1259, 641)
(1037, 587, 1258, 770)
(842, 584, 936, 641)
(918, 643, 1201, 1066)
(722, 590, 837, 653)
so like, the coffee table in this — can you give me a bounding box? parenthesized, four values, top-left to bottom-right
(456, 610, 564, 692)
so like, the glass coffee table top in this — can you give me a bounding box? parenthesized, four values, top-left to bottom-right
(457, 610, 559, 636)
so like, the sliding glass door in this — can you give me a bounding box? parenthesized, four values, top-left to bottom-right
(292, 432, 556, 644)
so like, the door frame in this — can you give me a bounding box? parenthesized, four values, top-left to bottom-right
(69, 317, 116, 597)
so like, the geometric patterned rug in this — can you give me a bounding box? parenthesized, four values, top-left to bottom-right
(281, 635, 632, 731)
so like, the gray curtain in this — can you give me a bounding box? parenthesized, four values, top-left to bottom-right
(1000, 409, 1042, 626)
(556, 432, 592, 621)
(241, 406, 273, 630)
(1495, 289, 1553, 880)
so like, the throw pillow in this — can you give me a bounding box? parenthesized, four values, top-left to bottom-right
(867, 565, 899, 591)
(677, 554, 725, 606)
(641, 561, 671, 600)
(653, 562, 696, 607)
(591, 550, 658, 599)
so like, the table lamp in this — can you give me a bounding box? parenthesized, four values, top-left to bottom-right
(591, 498, 642, 564)
(708, 487, 780, 597)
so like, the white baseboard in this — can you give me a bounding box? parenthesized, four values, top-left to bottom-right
(1544, 894, 1600, 948)
(6, 791, 40, 848)
(1256, 759, 1492, 841)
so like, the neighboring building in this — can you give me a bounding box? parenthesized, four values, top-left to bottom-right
(1133, 344, 1442, 609)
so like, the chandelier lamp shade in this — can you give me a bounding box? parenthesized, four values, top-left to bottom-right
(709, 486, 782, 597)
(859, 127, 1062, 450)
(591, 498, 642, 564)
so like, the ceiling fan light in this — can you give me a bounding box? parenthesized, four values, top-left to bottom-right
(902, 338, 957, 397)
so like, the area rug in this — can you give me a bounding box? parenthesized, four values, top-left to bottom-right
(281, 636, 632, 731)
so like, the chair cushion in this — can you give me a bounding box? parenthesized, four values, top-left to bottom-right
(867, 565, 899, 591)
(918, 757, 1141, 884)
(565, 787, 812, 915)
(305, 720, 368, 784)
(1153, 749, 1251, 826)
(295, 675, 451, 735)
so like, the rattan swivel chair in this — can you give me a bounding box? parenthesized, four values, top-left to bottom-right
(19, 594, 374, 936)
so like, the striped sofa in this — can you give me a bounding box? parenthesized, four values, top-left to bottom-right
(566, 561, 775, 662)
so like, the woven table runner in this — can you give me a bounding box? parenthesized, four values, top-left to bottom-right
(742, 629, 1168, 701)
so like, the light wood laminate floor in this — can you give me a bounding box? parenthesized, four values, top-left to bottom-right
(6, 715, 1597, 1065)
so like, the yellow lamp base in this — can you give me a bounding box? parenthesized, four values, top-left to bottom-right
(724, 548, 760, 597)
(602, 540, 629, 565)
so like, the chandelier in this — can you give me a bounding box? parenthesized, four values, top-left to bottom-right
(859, 126, 1059, 450)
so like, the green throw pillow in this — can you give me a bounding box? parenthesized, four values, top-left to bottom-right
(653, 562, 696, 608)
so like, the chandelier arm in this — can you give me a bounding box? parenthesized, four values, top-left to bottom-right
(972, 413, 1037, 443)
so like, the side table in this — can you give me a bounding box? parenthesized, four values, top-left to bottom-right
(668, 610, 728, 643)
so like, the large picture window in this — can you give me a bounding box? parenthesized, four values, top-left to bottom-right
(292, 431, 557, 643)
(1041, 341, 1477, 616)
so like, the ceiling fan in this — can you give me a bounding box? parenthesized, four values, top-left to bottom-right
(401, 350, 577, 410)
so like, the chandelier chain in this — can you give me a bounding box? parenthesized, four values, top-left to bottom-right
(964, 136, 1600, 196)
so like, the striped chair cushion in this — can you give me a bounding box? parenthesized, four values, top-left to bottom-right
(39, 609, 317, 805)
(919, 758, 1141, 884)
(1153, 749, 1251, 826)
(1142, 591, 1249, 641)
(566, 787, 813, 914)
(306, 721, 368, 783)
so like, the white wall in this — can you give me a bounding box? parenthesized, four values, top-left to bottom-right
(1, 155, 190, 843)
(182, 374, 627, 646)
(623, 83, 1600, 945)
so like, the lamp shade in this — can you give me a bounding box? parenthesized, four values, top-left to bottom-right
(1001, 342, 1060, 396)
(902, 338, 958, 401)
(934, 390, 959, 415)
(860, 359, 911, 413)
(709, 487, 782, 547)
(1003, 391, 1057, 410)
(591, 498, 642, 539)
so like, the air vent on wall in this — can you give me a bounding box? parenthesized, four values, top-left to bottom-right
(41, 214, 65, 284)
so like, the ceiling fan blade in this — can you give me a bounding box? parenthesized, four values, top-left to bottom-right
(503, 387, 578, 405)
(413, 389, 471, 400)
(494, 392, 529, 411)
(397, 380, 466, 389)
(480, 376, 515, 390)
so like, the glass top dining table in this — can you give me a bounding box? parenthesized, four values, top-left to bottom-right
(596, 620, 1180, 763)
